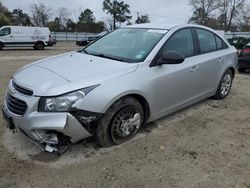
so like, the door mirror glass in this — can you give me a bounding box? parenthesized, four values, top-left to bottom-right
(158, 51, 185, 65)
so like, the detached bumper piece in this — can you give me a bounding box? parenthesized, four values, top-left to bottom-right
(20, 127, 71, 154)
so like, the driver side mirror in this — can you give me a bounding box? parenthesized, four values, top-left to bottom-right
(157, 51, 185, 65)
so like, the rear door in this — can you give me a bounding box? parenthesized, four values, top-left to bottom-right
(193, 28, 228, 95)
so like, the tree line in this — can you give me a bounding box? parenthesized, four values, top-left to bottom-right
(0, 0, 150, 33)
(188, 0, 249, 32)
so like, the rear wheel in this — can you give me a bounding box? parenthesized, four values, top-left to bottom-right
(95, 97, 144, 147)
(35, 42, 45, 50)
(238, 68, 246, 73)
(214, 69, 233, 100)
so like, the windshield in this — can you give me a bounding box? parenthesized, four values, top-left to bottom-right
(83, 28, 168, 63)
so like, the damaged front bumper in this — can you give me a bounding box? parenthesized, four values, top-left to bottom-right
(2, 82, 102, 152)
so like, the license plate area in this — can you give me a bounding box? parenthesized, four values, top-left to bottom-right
(1, 108, 15, 130)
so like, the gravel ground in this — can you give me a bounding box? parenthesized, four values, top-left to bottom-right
(0, 42, 250, 188)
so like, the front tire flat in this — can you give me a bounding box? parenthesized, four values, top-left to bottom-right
(95, 97, 144, 147)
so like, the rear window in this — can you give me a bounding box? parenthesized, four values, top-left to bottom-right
(196, 28, 217, 53)
(215, 35, 223, 49)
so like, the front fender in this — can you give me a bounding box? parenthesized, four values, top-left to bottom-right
(77, 74, 151, 114)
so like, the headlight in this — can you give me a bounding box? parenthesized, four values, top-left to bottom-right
(38, 85, 99, 112)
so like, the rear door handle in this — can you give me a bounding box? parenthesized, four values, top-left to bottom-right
(190, 66, 200, 72)
(217, 58, 224, 64)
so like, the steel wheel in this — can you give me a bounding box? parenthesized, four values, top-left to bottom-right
(95, 97, 144, 147)
(110, 106, 141, 145)
(220, 73, 232, 96)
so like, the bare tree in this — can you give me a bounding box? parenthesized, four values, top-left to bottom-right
(218, 0, 245, 31)
(236, 4, 250, 31)
(31, 3, 52, 27)
(57, 7, 71, 27)
(189, 0, 221, 25)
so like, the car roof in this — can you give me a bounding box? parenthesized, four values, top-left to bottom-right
(125, 23, 178, 30)
(124, 23, 215, 31)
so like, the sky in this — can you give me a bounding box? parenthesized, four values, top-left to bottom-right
(1, 0, 193, 24)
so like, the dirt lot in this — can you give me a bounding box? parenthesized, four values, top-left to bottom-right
(0, 42, 250, 188)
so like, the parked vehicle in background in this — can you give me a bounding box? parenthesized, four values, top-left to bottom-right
(238, 43, 250, 73)
(0, 26, 53, 50)
(76, 31, 107, 46)
(48, 37, 57, 46)
(2, 24, 237, 153)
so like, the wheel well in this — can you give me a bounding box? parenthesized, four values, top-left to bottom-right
(228, 67, 235, 77)
(124, 94, 150, 124)
(36, 41, 45, 45)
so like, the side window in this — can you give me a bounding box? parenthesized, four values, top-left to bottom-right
(196, 29, 216, 53)
(162, 28, 195, 58)
(0, 27, 11, 36)
(215, 35, 228, 50)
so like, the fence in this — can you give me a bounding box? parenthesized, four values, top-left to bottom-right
(50, 31, 250, 41)
(51, 32, 99, 41)
(224, 32, 250, 39)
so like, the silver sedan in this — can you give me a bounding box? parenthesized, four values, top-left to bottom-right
(2, 24, 237, 152)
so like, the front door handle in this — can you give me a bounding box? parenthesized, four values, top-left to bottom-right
(190, 66, 200, 72)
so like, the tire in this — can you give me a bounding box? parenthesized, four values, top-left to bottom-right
(238, 68, 246, 73)
(0, 43, 3, 50)
(95, 97, 144, 147)
(35, 42, 45, 50)
(214, 69, 233, 100)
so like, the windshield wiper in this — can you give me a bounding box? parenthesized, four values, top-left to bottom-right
(91, 53, 129, 63)
(81, 49, 89, 54)
(79, 50, 133, 63)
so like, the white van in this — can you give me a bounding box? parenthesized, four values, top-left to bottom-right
(0, 26, 52, 50)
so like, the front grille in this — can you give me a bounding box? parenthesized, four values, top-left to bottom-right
(6, 94, 28, 116)
(13, 82, 33, 96)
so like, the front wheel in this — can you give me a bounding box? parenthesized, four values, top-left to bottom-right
(95, 97, 144, 147)
(214, 69, 233, 100)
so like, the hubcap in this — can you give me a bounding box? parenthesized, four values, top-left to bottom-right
(221, 73, 232, 96)
(111, 107, 141, 144)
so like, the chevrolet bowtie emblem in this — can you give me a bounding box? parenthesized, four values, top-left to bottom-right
(8, 88, 16, 95)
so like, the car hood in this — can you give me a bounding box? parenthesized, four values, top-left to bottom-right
(13, 52, 138, 96)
